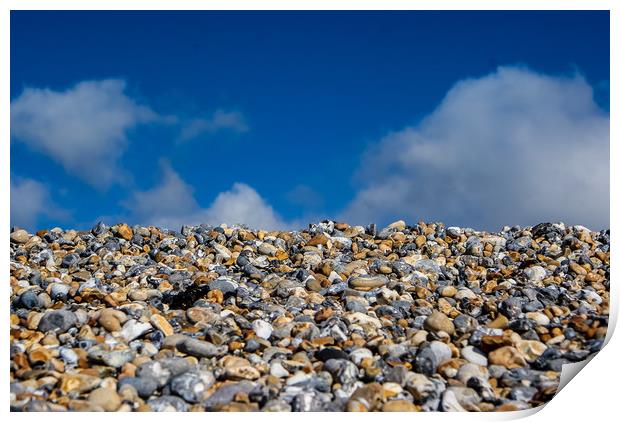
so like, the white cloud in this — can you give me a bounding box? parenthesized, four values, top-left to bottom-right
(123, 161, 292, 230)
(11, 79, 157, 189)
(178, 109, 248, 142)
(342, 66, 610, 231)
(10, 177, 69, 230)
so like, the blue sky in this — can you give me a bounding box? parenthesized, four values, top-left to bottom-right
(10, 11, 610, 232)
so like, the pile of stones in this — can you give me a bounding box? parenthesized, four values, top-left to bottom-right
(10, 220, 610, 411)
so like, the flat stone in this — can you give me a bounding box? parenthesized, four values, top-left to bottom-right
(348, 275, 388, 291)
(177, 337, 227, 358)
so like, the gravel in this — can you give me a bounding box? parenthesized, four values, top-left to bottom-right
(9, 220, 610, 411)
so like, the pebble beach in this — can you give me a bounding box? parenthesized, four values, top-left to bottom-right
(10, 220, 610, 412)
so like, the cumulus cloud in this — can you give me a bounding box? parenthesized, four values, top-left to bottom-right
(11, 79, 158, 189)
(11, 177, 69, 230)
(122, 161, 292, 230)
(178, 110, 248, 142)
(342, 66, 610, 231)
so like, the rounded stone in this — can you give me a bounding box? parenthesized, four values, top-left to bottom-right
(424, 311, 455, 335)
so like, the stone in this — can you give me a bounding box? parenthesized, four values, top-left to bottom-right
(18, 289, 40, 309)
(38, 309, 77, 333)
(252, 319, 273, 339)
(89, 347, 136, 368)
(488, 346, 527, 369)
(461, 346, 488, 366)
(405, 373, 435, 401)
(225, 365, 261, 380)
(440, 286, 457, 297)
(117, 224, 133, 241)
(381, 400, 418, 412)
(457, 363, 488, 384)
(203, 381, 256, 409)
(212, 243, 232, 261)
(177, 337, 227, 358)
(415, 345, 439, 375)
(569, 262, 587, 276)
(150, 314, 174, 336)
(170, 371, 215, 403)
(120, 319, 153, 342)
(60, 373, 101, 394)
(515, 340, 547, 362)
(118, 376, 158, 398)
(429, 341, 452, 365)
(348, 275, 388, 291)
(524, 266, 546, 283)
(148, 395, 189, 412)
(307, 233, 330, 247)
(525, 311, 550, 326)
(49, 282, 71, 300)
(98, 308, 126, 332)
(11, 229, 30, 243)
(136, 361, 172, 387)
(209, 277, 238, 295)
(258, 242, 279, 256)
(424, 311, 455, 335)
(88, 387, 122, 411)
(487, 314, 509, 329)
(270, 362, 290, 378)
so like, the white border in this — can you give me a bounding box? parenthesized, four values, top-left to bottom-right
(3, 2, 616, 421)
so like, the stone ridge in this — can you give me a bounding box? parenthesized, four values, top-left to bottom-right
(9, 220, 610, 411)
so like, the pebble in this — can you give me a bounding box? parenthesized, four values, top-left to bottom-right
(117, 223, 133, 241)
(177, 337, 227, 358)
(88, 387, 122, 411)
(429, 341, 452, 365)
(38, 309, 77, 333)
(424, 311, 455, 335)
(348, 275, 388, 291)
(209, 277, 238, 295)
(98, 309, 126, 332)
(252, 319, 273, 339)
(169, 371, 215, 403)
(120, 320, 153, 342)
(383, 400, 417, 411)
(488, 346, 527, 369)
(148, 395, 189, 412)
(90, 347, 136, 368)
(11, 229, 31, 243)
(524, 265, 546, 283)
(150, 314, 174, 336)
(461, 346, 488, 366)
(18, 289, 40, 309)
